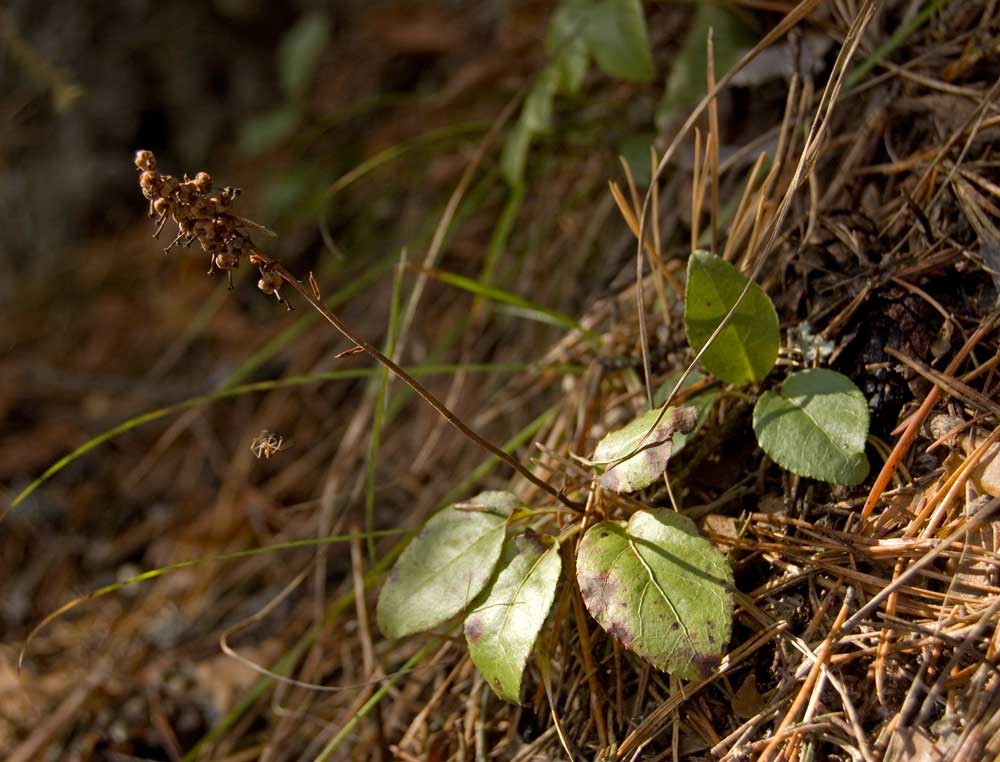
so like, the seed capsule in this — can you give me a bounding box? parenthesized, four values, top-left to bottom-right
(258, 270, 283, 295)
(192, 219, 213, 240)
(159, 174, 179, 197)
(139, 171, 159, 199)
(192, 172, 212, 193)
(134, 150, 156, 171)
(215, 252, 240, 270)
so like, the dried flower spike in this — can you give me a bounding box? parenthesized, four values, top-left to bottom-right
(133, 149, 281, 296)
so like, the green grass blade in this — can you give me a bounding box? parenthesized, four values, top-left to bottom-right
(22, 529, 413, 660)
(479, 183, 525, 287)
(422, 267, 599, 345)
(845, 0, 948, 89)
(319, 121, 489, 257)
(93, 529, 409, 598)
(4, 363, 578, 519)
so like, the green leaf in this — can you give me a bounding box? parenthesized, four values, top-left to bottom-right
(239, 106, 300, 155)
(594, 406, 699, 492)
(618, 131, 656, 187)
(547, 4, 590, 94)
(377, 491, 517, 638)
(278, 12, 331, 98)
(465, 534, 562, 703)
(684, 250, 779, 385)
(577, 509, 733, 679)
(523, 67, 560, 134)
(583, 0, 655, 82)
(658, 4, 756, 118)
(752, 369, 870, 485)
(653, 371, 719, 455)
(501, 118, 533, 187)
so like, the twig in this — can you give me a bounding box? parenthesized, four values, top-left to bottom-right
(861, 310, 1000, 523)
(843, 497, 1000, 635)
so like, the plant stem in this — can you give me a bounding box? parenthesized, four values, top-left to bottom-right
(252, 254, 583, 511)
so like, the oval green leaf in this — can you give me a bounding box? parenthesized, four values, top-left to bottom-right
(501, 118, 532, 187)
(577, 509, 733, 679)
(752, 368, 870, 485)
(465, 534, 562, 703)
(523, 67, 559, 134)
(659, 4, 756, 116)
(593, 406, 699, 492)
(377, 491, 517, 638)
(546, 3, 590, 95)
(582, 0, 655, 83)
(278, 12, 330, 98)
(684, 250, 779, 385)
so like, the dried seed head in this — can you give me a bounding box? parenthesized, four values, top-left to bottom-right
(134, 150, 156, 171)
(173, 183, 196, 206)
(258, 270, 283, 295)
(189, 197, 213, 219)
(136, 151, 290, 307)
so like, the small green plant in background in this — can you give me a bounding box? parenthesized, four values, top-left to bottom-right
(239, 11, 331, 156)
(501, 0, 655, 186)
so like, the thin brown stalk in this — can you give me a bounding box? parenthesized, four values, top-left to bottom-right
(707, 28, 720, 255)
(249, 253, 581, 511)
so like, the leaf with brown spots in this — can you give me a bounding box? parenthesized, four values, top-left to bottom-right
(464, 533, 561, 704)
(377, 491, 517, 639)
(594, 406, 698, 493)
(576, 509, 733, 679)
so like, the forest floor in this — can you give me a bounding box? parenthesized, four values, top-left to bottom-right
(3, 1, 1000, 760)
